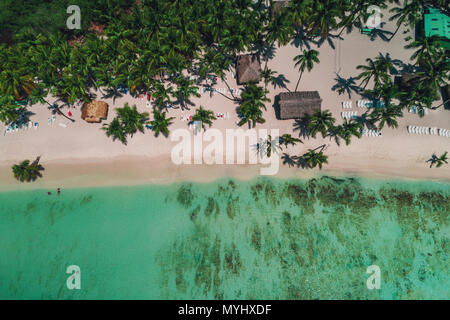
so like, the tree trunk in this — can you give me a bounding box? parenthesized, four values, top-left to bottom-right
(294, 72, 303, 92)
(44, 100, 75, 123)
(431, 99, 450, 110)
(388, 23, 402, 41)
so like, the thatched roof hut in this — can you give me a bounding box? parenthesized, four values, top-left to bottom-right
(81, 100, 109, 123)
(278, 91, 322, 119)
(237, 54, 261, 85)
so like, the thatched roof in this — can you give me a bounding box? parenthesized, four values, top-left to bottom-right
(81, 100, 109, 123)
(278, 91, 322, 120)
(237, 54, 261, 85)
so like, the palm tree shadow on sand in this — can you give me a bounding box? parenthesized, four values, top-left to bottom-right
(293, 117, 311, 139)
(331, 74, 362, 99)
(101, 87, 125, 103)
(281, 153, 308, 169)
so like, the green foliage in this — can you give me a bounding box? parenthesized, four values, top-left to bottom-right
(103, 103, 149, 144)
(12, 159, 44, 182)
(237, 85, 270, 128)
(305, 110, 336, 139)
(190, 106, 216, 130)
(150, 109, 175, 138)
(302, 148, 328, 169)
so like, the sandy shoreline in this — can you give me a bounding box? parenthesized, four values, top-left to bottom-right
(1, 6, 449, 191)
(1, 152, 449, 192)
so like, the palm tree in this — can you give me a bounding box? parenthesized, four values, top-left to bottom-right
(305, 110, 336, 138)
(255, 135, 281, 158)
(293, 49, 320, 92)
(189, 106, 216, 130)
(405, 35, 443, 66)
(0, 104, 21, 124)
(388, 0, 423, 41)
(150, 109, 175, 137)
(302, 148, 328, 169)
(356, 55, 394, 89)
(12, 158, 44, 182)
(333, 119, 362, 145)
(116, 103, 149, 137)
(0, 69, 36, 101)
(237, 85, 270, 128)
(103, 103, 149, 144)
(151, 82, 173, 110)
(427, 152, 448, 168)
(369, 104, 403, 130)
(103, 118, 127, 144)
(279, 134, 302, 148)
(173, 75, 200, 110)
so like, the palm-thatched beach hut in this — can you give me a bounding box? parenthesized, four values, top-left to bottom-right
(81, 100, 109, 123)
(237, 54, 261, 85)
(278, 91, 322, 119)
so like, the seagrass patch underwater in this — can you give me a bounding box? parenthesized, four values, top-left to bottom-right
(0, 176, 449, 299)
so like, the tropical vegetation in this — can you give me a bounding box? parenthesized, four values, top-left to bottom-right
(12, 158, 44, 182)
(103, 103, 149, 144)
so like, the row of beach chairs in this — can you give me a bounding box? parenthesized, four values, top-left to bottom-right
(356, 100, 385, 108)
(357, 100, 371, 108)
(408, 106, 429, 115)
(342, 100, 386, 109)
(341, 111, 358, 119)
(439, 129, 450, 137)
(361, 129, 382, 137)
(4, 121, 39, 135)
(342, 101, 352, 108)
(407, 126, 450, 136)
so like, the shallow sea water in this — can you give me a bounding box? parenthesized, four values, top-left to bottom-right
(0, 176, 449, 299)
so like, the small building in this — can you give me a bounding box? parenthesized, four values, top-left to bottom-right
(81, 100, 109, 123)
(278, 91, 322, 120)
(424, 8, 450, 49)
(236, 54, 261, 85)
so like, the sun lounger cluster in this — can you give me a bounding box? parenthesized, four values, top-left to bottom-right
(341, 101, 352, 108)
(439, 129, 450, 137)
(408, 106, 429, 115)
(357, 100, 386, 108)
(361, 129, 382, 137)
(216, 112, 230, 120)
(341, 111, 357, 119)
(3, 121, 38, 135)
(357, 100, 371, 108)
(180, 115, 192, 121)
(407, 126, 446, 135)
(47, 115, 56, 126)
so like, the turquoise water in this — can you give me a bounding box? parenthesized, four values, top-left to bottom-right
(0, 176, 449, 299)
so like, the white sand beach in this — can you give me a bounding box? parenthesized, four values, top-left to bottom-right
(1, 7, 449, 190)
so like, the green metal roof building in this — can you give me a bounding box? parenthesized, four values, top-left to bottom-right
(424, 8, 450, 49)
